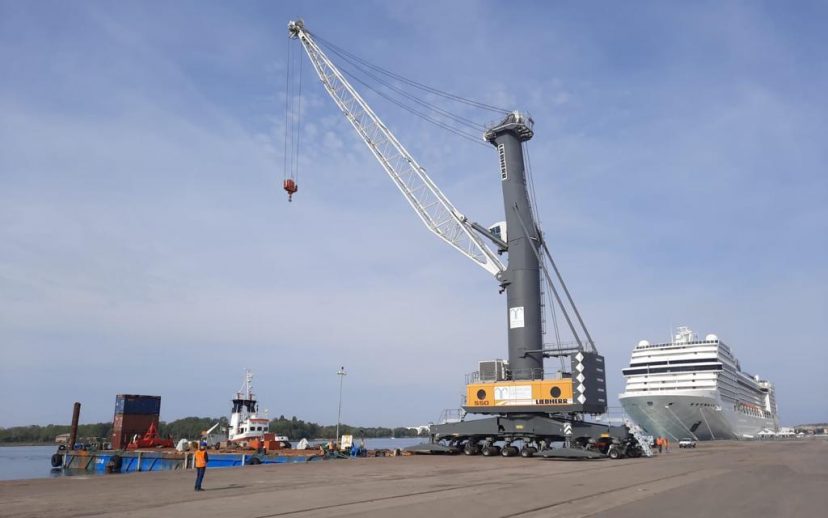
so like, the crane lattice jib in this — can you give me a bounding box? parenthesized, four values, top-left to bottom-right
(288, 21, 505, 277)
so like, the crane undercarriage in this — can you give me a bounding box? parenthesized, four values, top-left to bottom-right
(417, 414, 643, 459)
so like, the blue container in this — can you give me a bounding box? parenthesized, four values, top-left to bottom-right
(115, 395, 162, 415)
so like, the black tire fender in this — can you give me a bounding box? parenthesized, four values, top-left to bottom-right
(107, 454, 123, 472)
(248, 456, 262, 465)
(50, 453, 63, 468)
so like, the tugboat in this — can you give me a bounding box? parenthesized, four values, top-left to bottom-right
(228, 370, 288, 446)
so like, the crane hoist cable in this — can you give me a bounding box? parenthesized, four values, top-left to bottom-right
(294, 44, 303, 184)
(309, 32, 505, 145)
(321, 46, 490, 146)
(337, 65, 489, 147)
(321, 43, 485, 131)
(312, 32, 512, 114)
(283, 37, 303, 201)
(282, 35, 292, 193)
(522, 140, 567, 367)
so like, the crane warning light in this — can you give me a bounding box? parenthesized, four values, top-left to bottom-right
(283, 178, 298, 202)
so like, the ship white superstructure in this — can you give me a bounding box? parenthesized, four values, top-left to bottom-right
(619, 327, 778, 440)
(228, 369, 271, 442)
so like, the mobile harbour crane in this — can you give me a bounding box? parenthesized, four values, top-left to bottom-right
(286, 20, 644, 459)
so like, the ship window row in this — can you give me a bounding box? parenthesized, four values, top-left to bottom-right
(240, 426, 266, 432)
(627, 379, 717, 387)
(623, 364, 723, 376)
(627, 372, 718, 380)
(629, 358, 719, 368)
(626, 383, 717, 391)
(627, 380, 716, 390)
(690, 403, 716, 407)
(627, 384, 717, 392)
(629, 385, 715, 392)
(634, 340, 720, 350)
(631, 380, 718, 388)
(733, 404, 773, 419)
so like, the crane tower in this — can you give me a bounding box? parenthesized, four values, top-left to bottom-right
(485, 113, 543, 380)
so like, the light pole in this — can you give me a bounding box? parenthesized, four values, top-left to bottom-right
(336, 366, 347, 445)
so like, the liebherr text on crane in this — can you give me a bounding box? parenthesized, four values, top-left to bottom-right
(286, 19, 645, 459)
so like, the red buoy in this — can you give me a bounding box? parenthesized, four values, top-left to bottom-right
(283, 178, 298, 202)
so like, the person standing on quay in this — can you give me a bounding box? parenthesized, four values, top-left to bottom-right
(194, 441, 209, 491)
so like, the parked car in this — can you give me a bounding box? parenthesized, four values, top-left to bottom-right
(679, 437, 697, 448)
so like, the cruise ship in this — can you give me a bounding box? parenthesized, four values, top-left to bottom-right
(619, 327, 779, 440)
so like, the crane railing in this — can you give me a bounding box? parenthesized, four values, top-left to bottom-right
(288, 20, 505, 277)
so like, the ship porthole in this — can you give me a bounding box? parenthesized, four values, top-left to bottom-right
(550, 387, 561, 398)
(476, 389, 486, 400)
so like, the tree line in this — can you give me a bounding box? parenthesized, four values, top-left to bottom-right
(268, 415, 420, 440)
(0, 415, 422, 444)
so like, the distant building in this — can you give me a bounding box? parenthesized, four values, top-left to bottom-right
(794, 424, 828, 435)
(55, 433, 70, 444)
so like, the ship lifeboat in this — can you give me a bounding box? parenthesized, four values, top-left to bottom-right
(283, 178, 298, 202)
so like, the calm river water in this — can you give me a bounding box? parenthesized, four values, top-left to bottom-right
(0, 445, 67, 481)
(0, 438, 426, 481)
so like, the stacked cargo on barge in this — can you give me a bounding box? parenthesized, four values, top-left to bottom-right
(111, 395, 162, 449)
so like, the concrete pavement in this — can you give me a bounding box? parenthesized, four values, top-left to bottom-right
(1, 439, 826, 517)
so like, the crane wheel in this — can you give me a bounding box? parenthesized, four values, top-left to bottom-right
(463, 442, 480, 456)
(520, 447, 536, 458)
(482, 446, 500, 457)
(501, 446, 519, 457)
(607, 446, 620, 460)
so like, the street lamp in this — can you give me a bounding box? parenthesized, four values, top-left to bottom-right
(336, 366, 347, 445)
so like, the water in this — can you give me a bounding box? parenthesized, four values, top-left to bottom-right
(0, 438, 429, 481)
(0, 445, 66, 481)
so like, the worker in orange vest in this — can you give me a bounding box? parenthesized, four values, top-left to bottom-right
(194, 441, 209, 491)
(656, 437, 663, 453)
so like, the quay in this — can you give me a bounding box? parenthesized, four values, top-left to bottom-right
(2, 439, 826, 517)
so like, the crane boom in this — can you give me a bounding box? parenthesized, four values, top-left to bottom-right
(288, 20, 505, 277)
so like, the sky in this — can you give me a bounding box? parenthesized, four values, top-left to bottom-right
(1, 0, 826, 429)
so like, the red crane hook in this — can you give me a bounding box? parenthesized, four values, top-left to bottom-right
(283, 178, 298, 202)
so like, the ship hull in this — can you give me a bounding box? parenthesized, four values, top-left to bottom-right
(620, 390, 776, 441)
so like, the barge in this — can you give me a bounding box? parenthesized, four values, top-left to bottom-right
(56, 447, 322, 474)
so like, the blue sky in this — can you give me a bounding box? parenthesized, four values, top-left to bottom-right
(1, 0, 826, 428)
